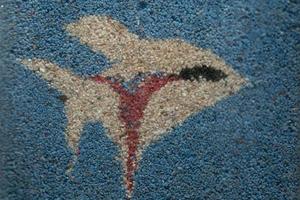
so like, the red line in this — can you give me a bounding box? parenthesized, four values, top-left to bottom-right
(92, 74, 178, 196)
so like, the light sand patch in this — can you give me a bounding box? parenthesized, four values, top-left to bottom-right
(23, 15, 246, 199)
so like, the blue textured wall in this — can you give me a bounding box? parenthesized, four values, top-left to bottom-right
(1, 0, 299, 199)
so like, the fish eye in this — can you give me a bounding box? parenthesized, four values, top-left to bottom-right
(178, 64, 228, 82)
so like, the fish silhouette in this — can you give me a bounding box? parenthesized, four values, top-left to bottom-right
(22, 16, 246, 198)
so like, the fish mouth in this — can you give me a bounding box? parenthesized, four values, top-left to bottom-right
(170, 64, 228, 82)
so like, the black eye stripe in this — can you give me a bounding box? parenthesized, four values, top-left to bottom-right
(176, 65, 228, 82)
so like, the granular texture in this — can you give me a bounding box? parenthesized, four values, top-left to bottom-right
(21, 16, 245, 196)
(1, 1, 299, 200)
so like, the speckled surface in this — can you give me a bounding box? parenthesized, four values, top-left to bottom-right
(1, 0, 299, 199)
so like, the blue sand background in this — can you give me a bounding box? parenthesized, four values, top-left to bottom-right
(1, 0, 299, 199)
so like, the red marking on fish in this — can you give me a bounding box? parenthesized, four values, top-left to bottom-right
(92, 74, 178, 195)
